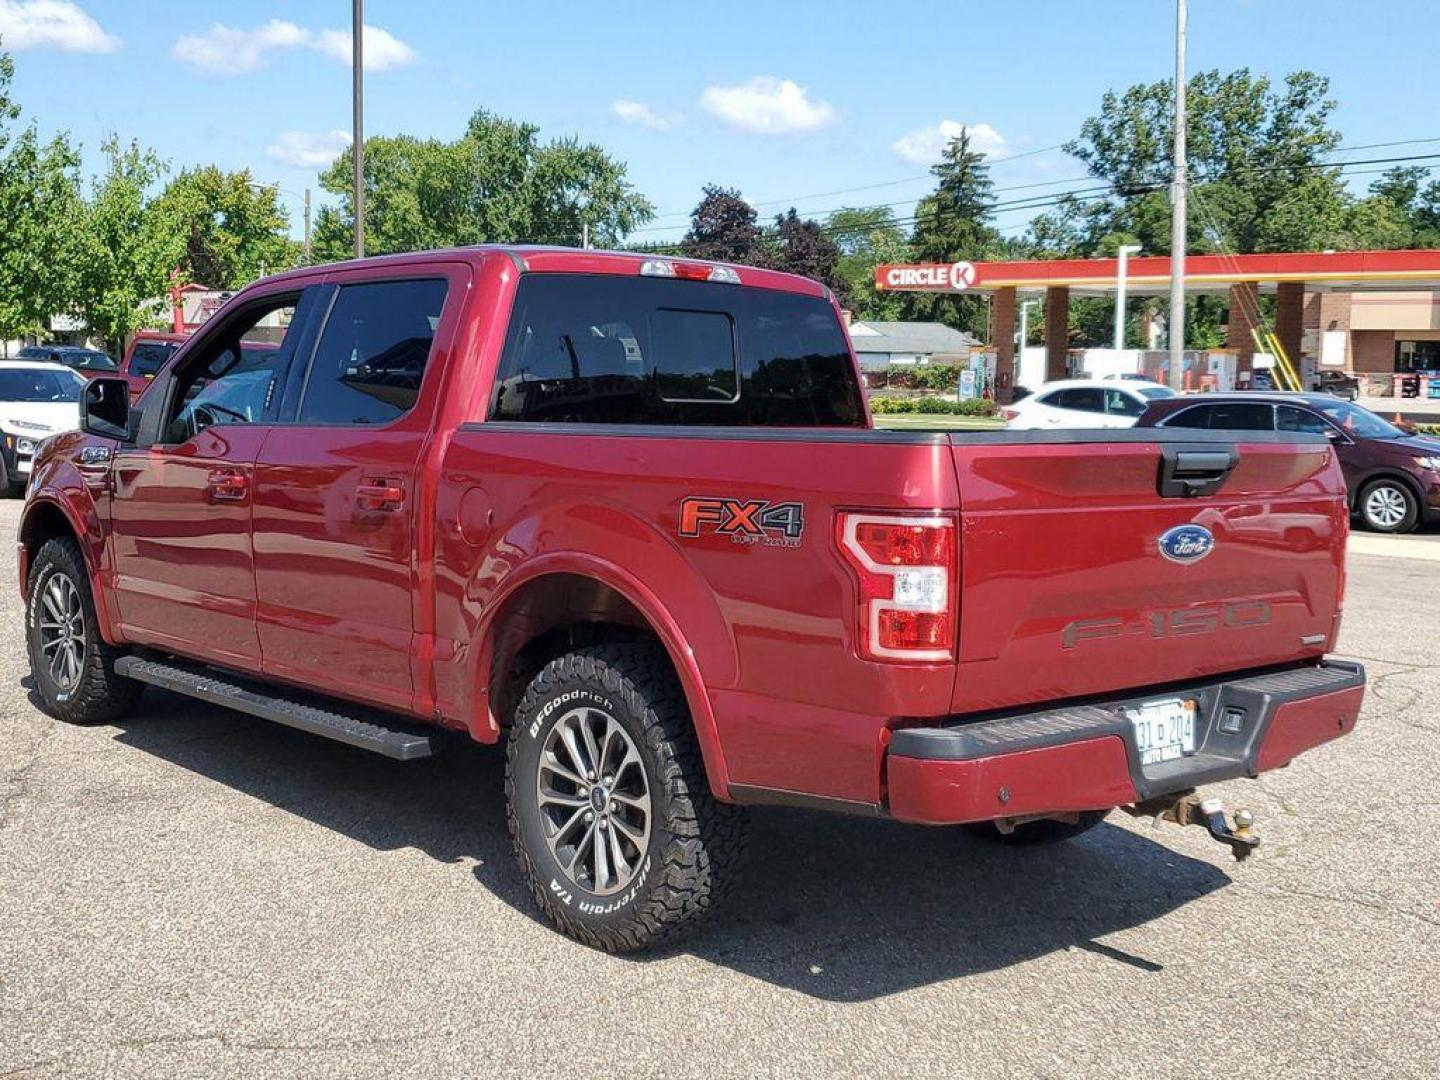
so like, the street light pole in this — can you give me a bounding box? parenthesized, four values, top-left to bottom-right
(302, 187, 312, 264)
(1114, 244, 1142, 350)
(352, 0, 365, 259)
(1167, 0, 1187, 389)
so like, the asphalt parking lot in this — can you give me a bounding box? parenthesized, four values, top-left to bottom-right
(1, 500, 1436, 1079)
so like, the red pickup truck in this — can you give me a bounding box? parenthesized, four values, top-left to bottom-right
(19, 247, 1365, 951)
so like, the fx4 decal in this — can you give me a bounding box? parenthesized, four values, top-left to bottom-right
(678, 497, 805, 548)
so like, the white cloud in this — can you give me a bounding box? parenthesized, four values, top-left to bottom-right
(700, 76, 836, 135)
(266, 129, 352, 169)
(0, 1, 119, 53)
(171, 19, 308, 74)
(313, 25, 416, 71)
(170, 20, 415, 76)
(610, 99, 679, 130)
(891, 120, 1007, 166)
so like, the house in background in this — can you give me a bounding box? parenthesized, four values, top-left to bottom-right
(848, 320, 977, 371)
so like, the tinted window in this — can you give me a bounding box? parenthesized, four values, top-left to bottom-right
(1105, 388, 1145, 417)
(1164, 403, 1274, 431)
(1277, 405, 1329, 435)
(1051, 387, 1105, 413)
(58, 350, 117, 371)
(300, 279, 448, 425)
(0, 369, 84, 402)
(130, 342, 177, 378)
(490, 274, 864, 426)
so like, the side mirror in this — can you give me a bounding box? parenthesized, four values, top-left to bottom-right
(82, 377, 131, 440)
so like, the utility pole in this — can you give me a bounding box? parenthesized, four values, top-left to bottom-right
(352, 0, 365, 259)
(1167, 0, 1187, 389)
(302, 187, 312, 264)
(1114, 244, 1142, 350)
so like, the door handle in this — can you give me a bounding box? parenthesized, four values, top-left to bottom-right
(356, 478, 405, 512)
(207, 468, 249, 502)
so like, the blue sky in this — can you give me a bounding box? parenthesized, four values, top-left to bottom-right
(1, 0, 1435, 245)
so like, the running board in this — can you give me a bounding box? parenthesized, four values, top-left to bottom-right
(115, 656, 435, 761)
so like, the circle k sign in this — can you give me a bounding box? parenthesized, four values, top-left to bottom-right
(879, 261, 979, 292)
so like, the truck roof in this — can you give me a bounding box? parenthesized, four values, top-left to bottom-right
(259, 245, 832, 299)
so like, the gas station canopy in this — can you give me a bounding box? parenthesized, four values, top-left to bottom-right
(876, 249, 1440, 298)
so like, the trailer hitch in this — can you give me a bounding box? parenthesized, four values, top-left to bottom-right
(1124, 791, 1260, 861)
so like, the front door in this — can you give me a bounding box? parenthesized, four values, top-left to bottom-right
(252, 272, 458, 714)
(109, 290, 310, 669)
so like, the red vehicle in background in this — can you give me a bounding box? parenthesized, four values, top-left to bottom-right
(18, 246, 1365, 952)
(120, 331, 188, 401)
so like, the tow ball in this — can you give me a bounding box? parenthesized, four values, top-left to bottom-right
(1123, 791, 1260, 861)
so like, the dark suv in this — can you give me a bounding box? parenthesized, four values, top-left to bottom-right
(1137, 393, 1440, 533)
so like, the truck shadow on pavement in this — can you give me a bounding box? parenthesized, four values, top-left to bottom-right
(101, 686, 1230, 1004)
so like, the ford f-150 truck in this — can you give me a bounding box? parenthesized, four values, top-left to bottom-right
(19, 246, 1365, 952)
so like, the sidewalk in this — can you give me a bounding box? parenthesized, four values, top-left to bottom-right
(1358, 394, 1440, 424)
(1348, 529, 1440, 561)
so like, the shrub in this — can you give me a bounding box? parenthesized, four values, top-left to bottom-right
(868, 395, 996, 417)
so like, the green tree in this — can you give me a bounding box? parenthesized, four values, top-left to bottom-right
(909, 128, 1001, 335)
(827, 205, 911, 320)
(71, 139, 182, 351)
(680, 184, 761, 263)
(154, 166, 297, 289)
(313, 109, 654, 259)
(761, 208, 844, 298)
(1055, 69, 1348, 256)
(0, 47, 85, 348)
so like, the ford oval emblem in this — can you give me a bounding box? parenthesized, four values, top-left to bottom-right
(1159, 524, 1215, 564)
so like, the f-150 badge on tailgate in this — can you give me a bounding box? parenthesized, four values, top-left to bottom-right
(1158, 524, 1215, 564)
(679, 497, 804, 548)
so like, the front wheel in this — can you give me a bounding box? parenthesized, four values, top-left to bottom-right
(1357, 478, 1418, 533)
(506, 642, 748, 952)
(26, 537, 141, 724)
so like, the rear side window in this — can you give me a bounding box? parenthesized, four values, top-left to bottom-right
(489, 274, 864, 426)
(1104, 389, 1144, 417)
(1165, 403, 1274, 430)
(300, 278, 448, 425)
(1048, 387, 1104, 413)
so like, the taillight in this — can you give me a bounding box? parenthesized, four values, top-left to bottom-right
(639, 258, 742, 284)
(836, 513, 956, 661)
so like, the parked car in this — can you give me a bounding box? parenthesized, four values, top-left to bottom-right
(21, 246, 1363, 951)
(120, 331, 188, 401)
(17, 344, 120, 380)
(0, 360, 86, 495)
(1003, 377, 1178, 429)
(1316, 370, 1359, 401)
(1104, 372, 1161, 383)
(1137, 392, 1440, 532)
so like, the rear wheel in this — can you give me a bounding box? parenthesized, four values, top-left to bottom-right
(506, 641, 749, 952)
(1358, 478, 1418, 533)
(962, 810, 1109, 846)
(26, 537, 141, 724)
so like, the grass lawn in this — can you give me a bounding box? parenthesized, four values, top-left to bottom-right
(871, 413, 1006, 431)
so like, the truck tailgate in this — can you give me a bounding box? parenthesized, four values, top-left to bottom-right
(948, 431, 1345, 714)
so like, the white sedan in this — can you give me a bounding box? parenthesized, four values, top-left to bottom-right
(1003, 378, 1178, 430)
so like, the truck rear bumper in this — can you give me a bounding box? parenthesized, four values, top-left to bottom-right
(886, 661, 1364, 826)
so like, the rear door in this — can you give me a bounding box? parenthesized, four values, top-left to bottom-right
(947, 430, 1346, 714)
(251, 265, 466, 714)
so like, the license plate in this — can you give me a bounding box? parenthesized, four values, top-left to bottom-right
(1127, 698, 1197, 765)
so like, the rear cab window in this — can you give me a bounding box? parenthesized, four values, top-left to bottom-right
(489, 274, 864, 426)
(129, 342, 178, 378)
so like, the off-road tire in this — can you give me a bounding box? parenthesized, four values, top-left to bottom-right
(962, 809, 1109, 846)
(506, 642, 749, 952)
(26, 537, 141, 724)
(1357, 477, 1419, 534)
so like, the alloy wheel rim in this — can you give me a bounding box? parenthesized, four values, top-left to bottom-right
(536, 705, 652, 896)
(1365, 485, 1407, 528)
(38, 573, 85, 691)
